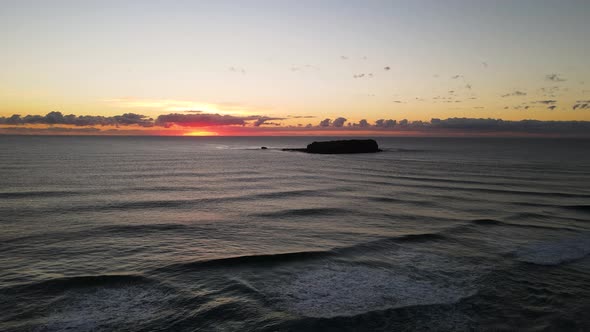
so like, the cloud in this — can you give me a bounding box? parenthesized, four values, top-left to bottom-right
(288, 115, 316, 119)
(0, 126, 102, 135)
(253, 116, 286, 127)
(0, 111, 154, 127)
(451, 75, 463, 79)
(353, 73, 373, 79)
(229, 66, 246, 74)
(573, 103, 589, 110)
(340, 56, 348, 60)
(539, 86, 560, 97)
(375, 119, 396, 128)
(547, 105, 557, 110)
(384, 66, 391, 71)
(545, 74, 566, 82)
(501, 91, 527, 97)
(155, 113, 246, 127)
(290, 64, 318, 72)
(429, 118, 590, 135)
(332, 117, 347, 127)
(319, 118, 331, 127)
(535, 100, 557, 104)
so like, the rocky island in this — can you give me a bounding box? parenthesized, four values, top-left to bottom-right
(280, 139, 381, 154)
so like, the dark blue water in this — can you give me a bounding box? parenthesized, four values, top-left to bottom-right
(1, 136, 589, 331)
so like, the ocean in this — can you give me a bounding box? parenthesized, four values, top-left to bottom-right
(0, 136, 589, 331)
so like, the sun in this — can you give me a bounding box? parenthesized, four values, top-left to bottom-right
(183, 130, 219, 136)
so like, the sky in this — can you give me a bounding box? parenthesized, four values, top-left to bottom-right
(1, 0, 589, 136)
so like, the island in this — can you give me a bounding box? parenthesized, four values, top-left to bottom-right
(279, 139, 381, 154)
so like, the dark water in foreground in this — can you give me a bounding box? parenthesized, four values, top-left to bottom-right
(0, 136, 589, 331)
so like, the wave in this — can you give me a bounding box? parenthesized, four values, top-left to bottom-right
(2, 274, 151, 295)
(95, 223, 189, 234)
(157, 250, 331, 272)
(504, 212, 588, 223)
(252, 207, 353, 218)
(562, 205, 590, 213)
(3, 188, 346, 216)
(514, 236, 590, 266)
(0, 190, 86, 199)
(158, 232, 449, 273)
(2, 275, 173, 332)
(470, 218, 576, 231)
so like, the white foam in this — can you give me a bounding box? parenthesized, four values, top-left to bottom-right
(515, 236, 590, 266)
(35, 285, 169, 331)
(262, 263, 477, 318)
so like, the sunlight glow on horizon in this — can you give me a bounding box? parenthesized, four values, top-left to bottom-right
(183, 130, 220, 136)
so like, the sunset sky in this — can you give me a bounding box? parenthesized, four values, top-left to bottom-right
(1, 0, 589, 136)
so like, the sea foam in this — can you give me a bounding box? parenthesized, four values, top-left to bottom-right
(515, 236, 590, 266)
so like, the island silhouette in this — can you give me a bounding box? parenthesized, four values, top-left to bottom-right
(277, 139, 381, 154)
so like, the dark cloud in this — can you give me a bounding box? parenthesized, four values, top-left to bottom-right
(547, 105, 557, 110)
(332, 117, 347, 127)
(573, 103, 589, 110)
(501, 91, 527, 97)
(358, 119, 369, 128)
(429, 117, 590, 136)
(0, 111, 154, 127)
(288, 115, 316, 119)
(0, 126, 102, 134)
(393, 100, 402, 103)
(451, 75, 462, 79)
(545, 74, 566, 82)
(353, 74, 365, 78)
(384, 66, 391, 71)
(155, 113, 249, 127)
(319, 118, 331, 127)
(375, 119, 396, 128)
(253, 116, 286, 127)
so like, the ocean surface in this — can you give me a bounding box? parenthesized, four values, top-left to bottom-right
(1, 136, 589, 331)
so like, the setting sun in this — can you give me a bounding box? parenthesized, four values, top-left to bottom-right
(183, 130, 219, 136)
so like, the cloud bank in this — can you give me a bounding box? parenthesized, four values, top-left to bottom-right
(2, 112, 590, 137)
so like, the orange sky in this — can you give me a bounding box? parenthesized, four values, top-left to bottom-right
(1, 2, 590, 136)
